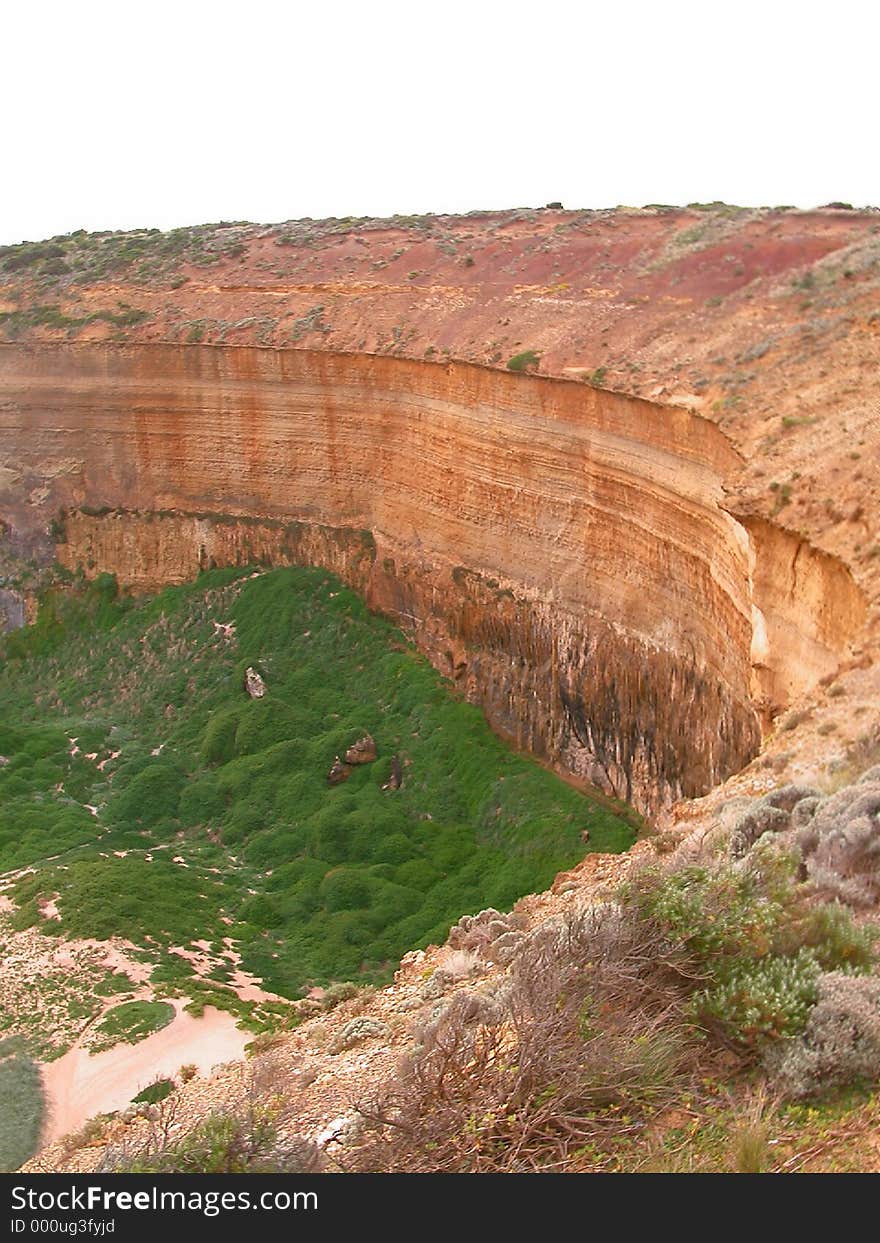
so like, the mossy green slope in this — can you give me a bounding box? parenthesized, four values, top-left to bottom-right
(0, 566, 634, 998)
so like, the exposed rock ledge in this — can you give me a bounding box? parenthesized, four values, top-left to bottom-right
(0, 343, 866, 813)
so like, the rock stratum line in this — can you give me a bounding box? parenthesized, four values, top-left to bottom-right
(0, 343, 865, 812)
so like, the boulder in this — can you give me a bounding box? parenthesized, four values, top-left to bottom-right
(327, 755, 351, 786)
(245, 666, 266, 698)
(344, 734, 377, 765)
(382, 754, 403, 791)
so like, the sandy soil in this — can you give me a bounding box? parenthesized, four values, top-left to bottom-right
(40, 1002, 250, 1145)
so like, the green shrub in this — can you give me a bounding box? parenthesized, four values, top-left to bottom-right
(117, 1109, 317, 1173)
(92, 1001, 176, 1051)
(132, 1078, 175, 1105)
(201, 709, 241, 766)
(12, 858, 227, 944)
(506, 350, 541, 372)
(108, 759, 186, 827)
(695, 949, 821, 1047)
(623, 861, 786, 962)
(177, 773, 225, 824)
(624, 852, 875, 1052)
(785, 902, 877, 972)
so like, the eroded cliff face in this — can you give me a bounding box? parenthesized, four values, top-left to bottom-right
(0, 342, 865, 812)
(743, 515, 867, 716)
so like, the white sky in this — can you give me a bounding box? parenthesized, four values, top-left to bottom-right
(3, 0, 878, 246)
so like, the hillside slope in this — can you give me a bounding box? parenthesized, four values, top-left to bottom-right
(0, 565, 631, 999)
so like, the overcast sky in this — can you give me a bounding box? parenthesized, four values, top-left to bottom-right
(3, 0, 878, 246)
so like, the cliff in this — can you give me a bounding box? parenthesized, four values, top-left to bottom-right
(3, 204, 879, 630)
(0, 342, 865, 812)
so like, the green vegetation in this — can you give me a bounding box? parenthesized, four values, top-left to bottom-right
(118, 1107, 316, 1173)
(0, 1045, 44, 1171)
(0, 567, 632, 1000)
(623, 850, 875, 1051)
(686, 201, 746, 214)
(90, 1001, 176, 1052)
(781, 414, 818, 429)
(0, 303, 152, 340)
(0, 224, 252, 288)
(769, 479, 793, 512)
(506, 350, 541, 372)
(131, 1078, 175, 1105)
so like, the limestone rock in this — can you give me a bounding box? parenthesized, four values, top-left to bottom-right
(2, 340, 866, 816)
(327, 756, 351, 786)
(382, 755, 403, 792)
(344, 734, 377, 765)
(245, 666, 266, 699)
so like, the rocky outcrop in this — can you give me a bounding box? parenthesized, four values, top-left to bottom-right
(244, 666, 266, 699)
(345, 736, 377, 765)
(741, 516, 867, 715)
(0, 342, 865, 812)
(327, 757, 351, 786)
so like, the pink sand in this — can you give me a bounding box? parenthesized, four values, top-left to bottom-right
(40, 1003, 250, 1146)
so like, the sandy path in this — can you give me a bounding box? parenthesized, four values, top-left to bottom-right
(40, 1002, 250, 1145)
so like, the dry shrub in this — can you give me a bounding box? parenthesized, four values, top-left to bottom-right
(439, 948, 484, 979)
(730, 1118, 771, 1173)
(637, 1087, 778, 1174)
(351, 906, 697, 1171)
(828, 728, 880, 790)
(58, 1113, 113, 1159)
(103, 1058, 319, 1173)
(248, 1047, 293, 1100)
(106, 1105, 320, 1174)
(446, 908, 521, 957)
(796, 776, 880, 906)
(328, 1017, 389, 1054)
(319, 981, 376, 1012)
(245, 1030, 287, 1058)
(766, 971, 880, 1098)
(728, 785, 819, 858)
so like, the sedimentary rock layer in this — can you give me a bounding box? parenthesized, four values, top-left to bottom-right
(0, 343, 864, 811)
(743, 515, 867, 713)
